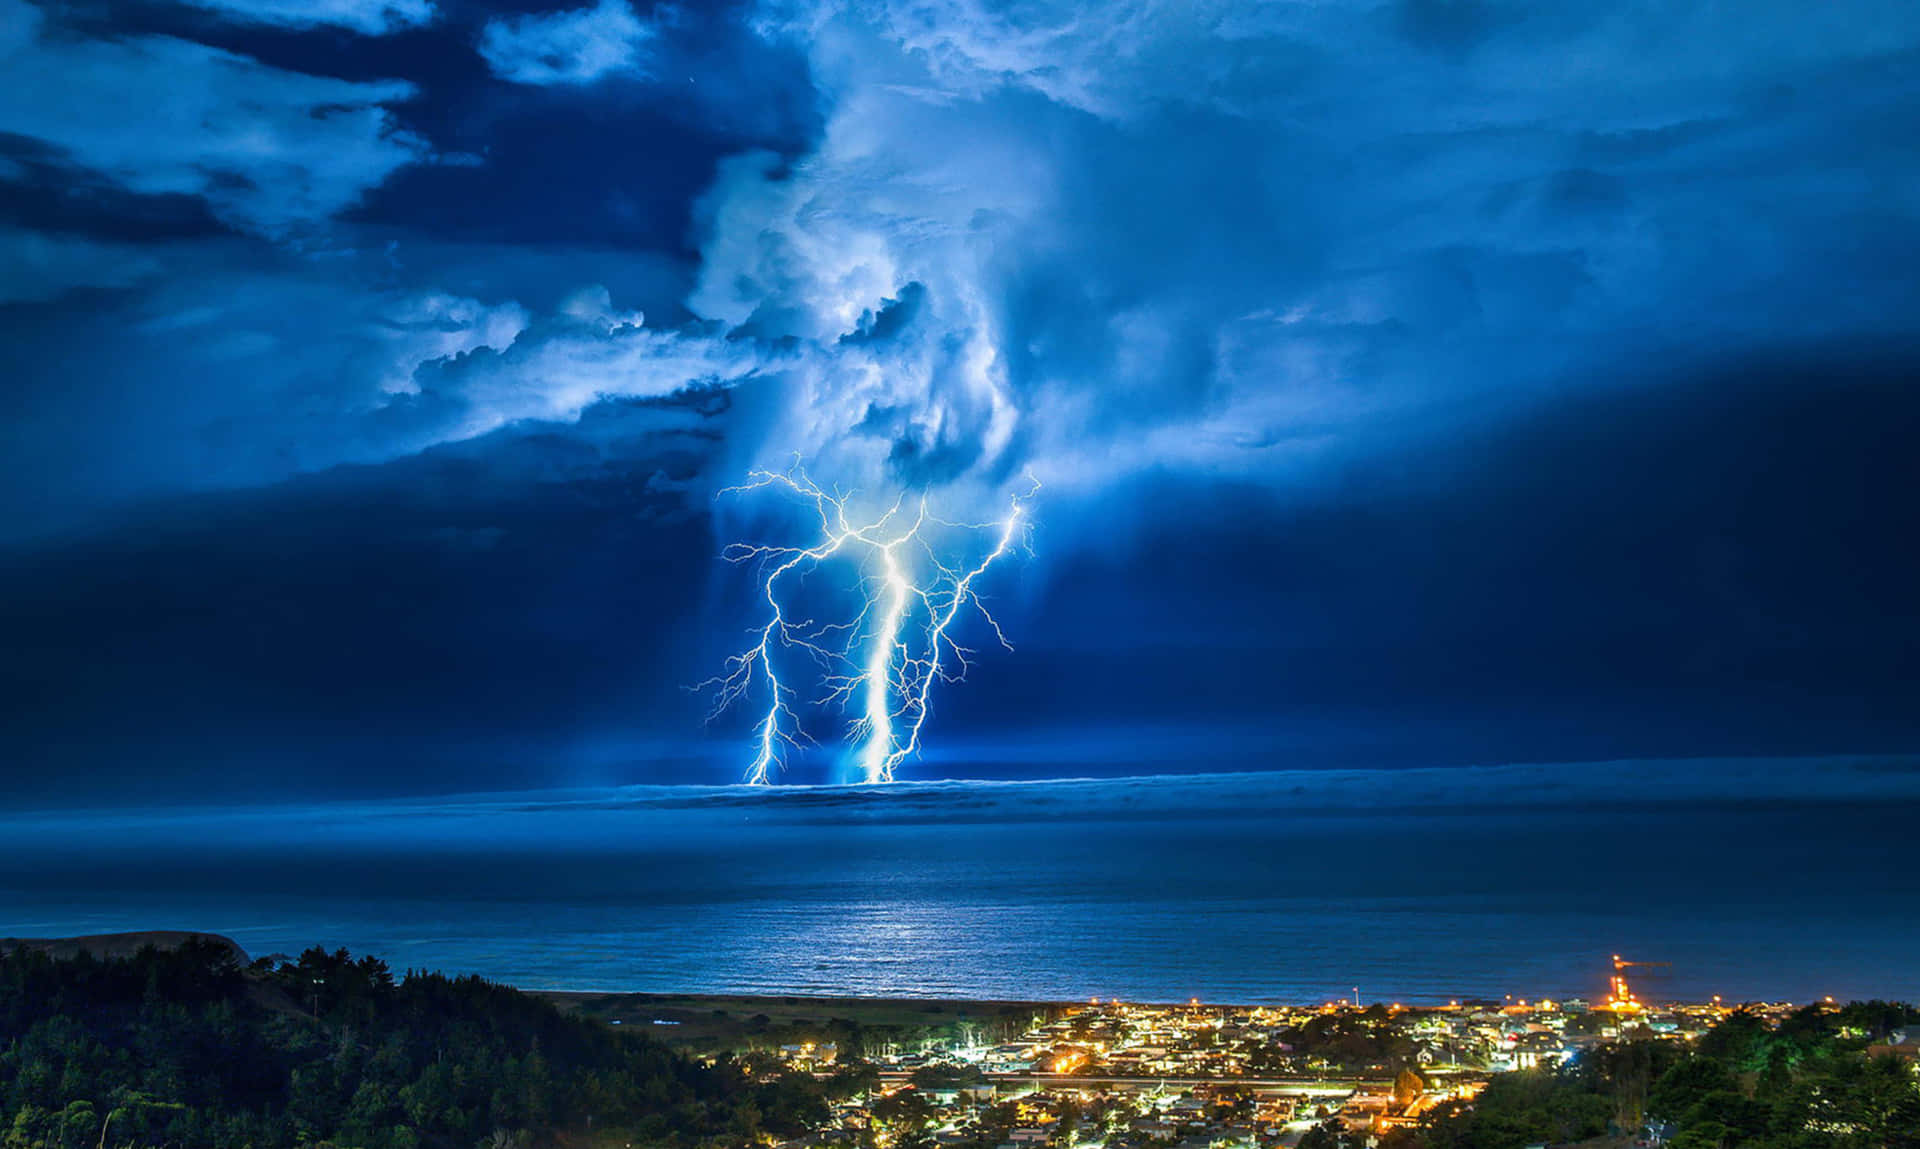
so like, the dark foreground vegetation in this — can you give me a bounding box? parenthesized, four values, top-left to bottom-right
(1374, 1002, 1920, 1149)
(0, 940, 863, 1149)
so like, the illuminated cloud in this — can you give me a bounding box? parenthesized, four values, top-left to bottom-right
(657, 0, 1920, 512)
(86, 271, 753, 486)
(479, 0, 657, 86)
(387, 285, 765, 447)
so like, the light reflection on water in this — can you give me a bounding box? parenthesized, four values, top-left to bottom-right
(4, 764, 1918, 1004)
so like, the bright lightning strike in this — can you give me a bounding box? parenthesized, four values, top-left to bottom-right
(697, 466, 1034, 785)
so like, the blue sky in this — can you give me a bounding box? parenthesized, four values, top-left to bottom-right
(1, 0, 1917, 801)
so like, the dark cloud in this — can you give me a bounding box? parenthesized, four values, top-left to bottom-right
(939, 344, 1920, 767)
(1396, 0, 1521, 55)
(0, 142, 227, 244)
(0, 397, 735, 806)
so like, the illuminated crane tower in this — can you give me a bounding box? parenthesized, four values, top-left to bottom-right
(1607, 954, 1671, 1013)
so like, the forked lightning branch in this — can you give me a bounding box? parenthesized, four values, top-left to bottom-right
(698, 467, 1035, 785)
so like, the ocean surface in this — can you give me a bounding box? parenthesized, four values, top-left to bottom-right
(5, 758, 1918, 1006)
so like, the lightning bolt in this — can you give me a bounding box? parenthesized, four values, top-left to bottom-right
(886, 501, 1024, 777)
(698, 465, 1034, 784)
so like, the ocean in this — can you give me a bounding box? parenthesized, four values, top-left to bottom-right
(4, 758, 1917, 1006)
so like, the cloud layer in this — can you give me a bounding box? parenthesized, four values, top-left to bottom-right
(0, 0, 429, 237)
(7, 0, 1918, 525)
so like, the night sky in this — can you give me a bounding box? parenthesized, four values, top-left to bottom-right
(3, 0, 1918, 804)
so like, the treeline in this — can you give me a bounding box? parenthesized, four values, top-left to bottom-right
(1376, 1001, 1920, 1149)
(0, 940, 861, 1149)
(1273, 1005, 1422, 1073)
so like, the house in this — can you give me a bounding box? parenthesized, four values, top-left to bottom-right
(1867, 1026, 1920, 1062)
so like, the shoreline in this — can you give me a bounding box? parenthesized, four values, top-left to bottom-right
(537, 990, 1066, 1047)
(0, 931, 1825, 1016)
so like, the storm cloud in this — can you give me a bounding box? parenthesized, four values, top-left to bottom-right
(1, 0, 1917, 797)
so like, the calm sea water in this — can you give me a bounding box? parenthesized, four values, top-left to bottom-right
(4, 760, 1918, 1006)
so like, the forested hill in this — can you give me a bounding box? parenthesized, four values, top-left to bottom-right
(1, 931, 248, 963)
(0, 940, 854, 1149)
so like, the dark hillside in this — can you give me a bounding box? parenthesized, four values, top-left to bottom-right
(0, 940, 856, 1149)
(1, 931, 248, 962)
